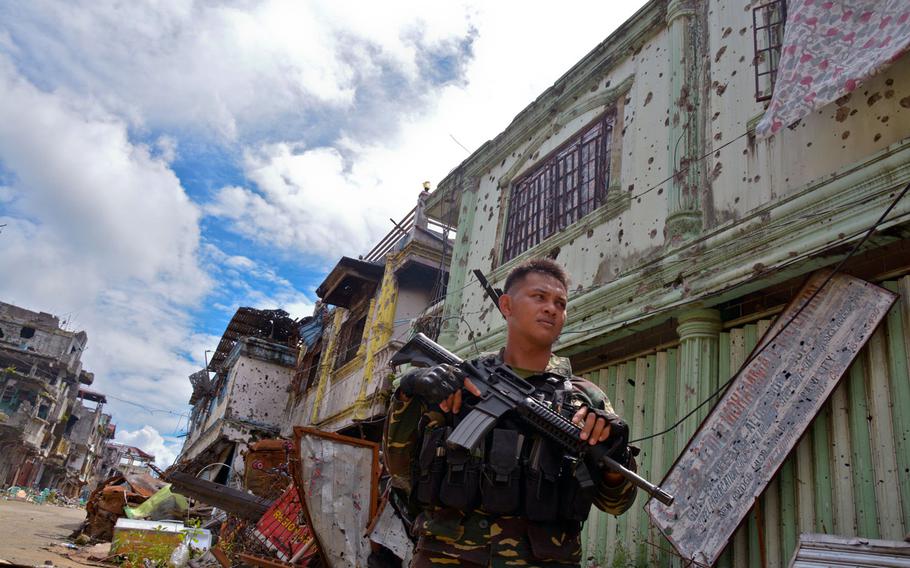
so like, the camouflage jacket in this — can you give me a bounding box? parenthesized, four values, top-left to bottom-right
(382, 351, 638, 565)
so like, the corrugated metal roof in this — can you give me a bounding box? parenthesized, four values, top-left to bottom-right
(788, 533, 910, 567)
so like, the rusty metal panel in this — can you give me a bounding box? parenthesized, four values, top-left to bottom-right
(647, 271, 896, 566)
(294, 427, 379, 568)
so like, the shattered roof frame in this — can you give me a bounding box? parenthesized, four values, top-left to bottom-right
(208, 307, 297, 373)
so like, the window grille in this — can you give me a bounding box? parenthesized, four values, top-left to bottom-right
(503, 113, 613, 262)
(753, 0, 787, 102)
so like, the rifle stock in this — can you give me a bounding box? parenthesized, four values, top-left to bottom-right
(392, 333, 675, 506)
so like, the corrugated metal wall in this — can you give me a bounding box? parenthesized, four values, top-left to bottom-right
(580, 276, 910, 567)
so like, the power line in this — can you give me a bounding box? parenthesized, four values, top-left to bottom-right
(630, 178, 910, 444)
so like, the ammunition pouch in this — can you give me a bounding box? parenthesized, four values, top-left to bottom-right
(414, 426, 447, 507)
(523, 438, 562, 522)
(557, 458, 595, 521)
(438, 445, 482, 511)
(480, 428, 523, 514)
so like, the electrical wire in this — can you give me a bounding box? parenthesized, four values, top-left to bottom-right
(629, 178, 910, 444)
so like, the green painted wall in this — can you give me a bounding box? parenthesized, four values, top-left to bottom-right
(581, 276, 910, 567)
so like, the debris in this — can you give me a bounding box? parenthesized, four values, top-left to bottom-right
(164, 472, 271, 522)
(76, 473, 168, 541)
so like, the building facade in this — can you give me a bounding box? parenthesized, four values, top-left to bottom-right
(0, 301, 101, 493)
(281, 190, 453, 441)
(424, 0, 910, 565)
(180, 308, 298, 485)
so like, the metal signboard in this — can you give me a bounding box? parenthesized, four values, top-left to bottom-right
(647, 270, 896, 566)
(252, 485, 312, 562)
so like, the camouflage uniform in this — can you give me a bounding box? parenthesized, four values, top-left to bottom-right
(383, 351, 637, 567)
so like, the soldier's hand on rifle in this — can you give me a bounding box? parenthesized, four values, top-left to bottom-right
(572, 406, 632, 484)
(398, 364, 481, 413)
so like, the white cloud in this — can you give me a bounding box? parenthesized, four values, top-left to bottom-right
(1, 0, 476, 141)
(204, 2, 649, 259)
(0, 54, 209, 436)
(116, 425, 180, 468)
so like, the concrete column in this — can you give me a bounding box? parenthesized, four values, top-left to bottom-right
(437, 173, 481, 349)
(666, 0, 705, 243)
(675, 308, 721, 454)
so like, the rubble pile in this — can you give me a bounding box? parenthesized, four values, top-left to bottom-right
(76, 473, 166, 541)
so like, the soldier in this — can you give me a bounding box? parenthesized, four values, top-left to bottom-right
(383, 259, 637, 567)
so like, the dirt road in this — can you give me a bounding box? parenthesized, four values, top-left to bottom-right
(0, 498, 90, 567)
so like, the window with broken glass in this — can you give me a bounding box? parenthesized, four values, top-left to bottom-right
(334, 314, 368, 370)
(753, 0, 787, 102)
(503, 112, 614, 262)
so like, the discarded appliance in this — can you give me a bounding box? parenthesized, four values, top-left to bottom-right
(111, 518, 186, 563)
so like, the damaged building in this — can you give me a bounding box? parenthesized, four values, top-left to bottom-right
(420, 0, 910, 565)
(282, 189, 454, 442)
(179, 308, 298, 486)
(0, 301, 111, 496)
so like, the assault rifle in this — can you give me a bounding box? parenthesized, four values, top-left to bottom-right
(391, 332, 674, 506)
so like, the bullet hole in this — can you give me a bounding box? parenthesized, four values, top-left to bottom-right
(842, 131, 851, 140)
(739, 27, 747, 35)
(605, 80, 611, 88)
(723, 27, 733, 38)
(618, 229, 624, 241)
(628, 184, 635, 191)
(884, 89, 895, 99)
(627, 378, 636, 387)
(732, 70, 737, 77)
(807, 142, 813, 147)
(850, 109, 858, 116)
(648, 157, 654, 164)
(649, 229, 657, 238)
(586, 229, 594, 238)
(644, 91, 653, 106)
(874, 133, 882, 142)
(657, 187, 663, 195)
(714, 132, 723, 141)
(835, 93, 852, 106)
(714, 46, 727, 63)
(867, 92, 882, 106)
(885, 78, 894, 86)
(665, 117, 670, 126)
(835, 107, 851, 122)
(881, 116, 890, 123)
(659, 72, 663, 78)
(900, 96, 910, 108)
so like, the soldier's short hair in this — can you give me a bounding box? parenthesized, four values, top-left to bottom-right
(503, 258, 570, 294)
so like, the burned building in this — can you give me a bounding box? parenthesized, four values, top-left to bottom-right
(179, 308, 298, 485)
(0, 301, 98, 492)
(282, 189, 454, 441)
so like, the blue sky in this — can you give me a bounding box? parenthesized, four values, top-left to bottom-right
(0, 0, 646, 465)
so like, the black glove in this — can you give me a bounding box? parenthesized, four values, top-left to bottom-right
(586, 408, 632, 465)
(398, 364, 465, 405)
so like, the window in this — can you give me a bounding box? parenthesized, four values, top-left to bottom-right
(334, 315, 367, 369)
(753, 0, 787, 102)
(503, 113, 613, 262)
(19, 326, 35, 339)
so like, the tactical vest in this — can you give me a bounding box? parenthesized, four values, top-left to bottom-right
(410, 368, 595, 523)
